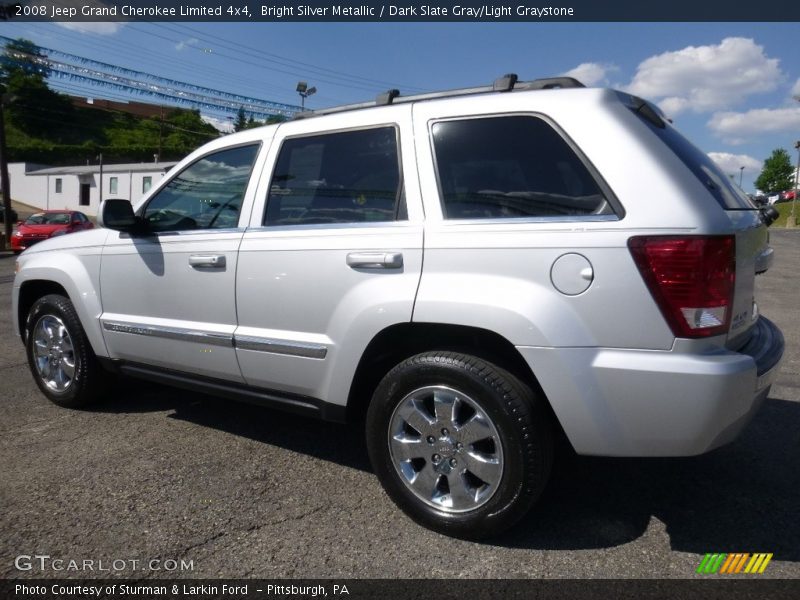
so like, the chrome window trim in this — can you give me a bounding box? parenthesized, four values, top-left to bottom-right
(102, 321, 233, 347)
(245, 221, 414, 233)
(234, 335, 328, 359)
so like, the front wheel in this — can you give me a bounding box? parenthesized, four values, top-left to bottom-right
(25, 294, 109, 408)
(366, 351, 553, 539)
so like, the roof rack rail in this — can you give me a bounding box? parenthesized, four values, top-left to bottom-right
(292, 74, 584, 120)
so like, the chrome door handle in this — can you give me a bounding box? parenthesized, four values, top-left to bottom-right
(189, 254, 226, 268)
(346, 252, 403, 269)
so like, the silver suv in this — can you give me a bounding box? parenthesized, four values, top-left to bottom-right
(11, 75, 784, 539)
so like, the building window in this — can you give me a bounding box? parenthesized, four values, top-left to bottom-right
(55, 178, 62, 193)
(142, 177, 152, 193)
(109, 177, 118, 195)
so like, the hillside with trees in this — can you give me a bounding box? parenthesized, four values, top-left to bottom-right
(1, 38, 226, 165)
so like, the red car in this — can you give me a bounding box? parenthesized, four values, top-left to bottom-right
(11, 210, 94, 253)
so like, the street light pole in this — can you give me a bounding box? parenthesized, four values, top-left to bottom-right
(739, 166, 744, 188)
(296, 81, 316, 111)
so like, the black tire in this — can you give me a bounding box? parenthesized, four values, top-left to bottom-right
(366, 351, 553, 539)
(25, 294, 109, 408)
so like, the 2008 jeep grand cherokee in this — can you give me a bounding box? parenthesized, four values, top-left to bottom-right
(12, 76, 784, 539)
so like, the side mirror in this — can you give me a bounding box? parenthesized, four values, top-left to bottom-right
(98, 199, 141, 232)
(759, 205, 779, 227)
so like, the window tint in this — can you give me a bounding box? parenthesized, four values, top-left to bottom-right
(143, 144, 260, 231)
(432, 116, 612, 219)
(643, 121, 755, 210)
(265, 126, 402, 226)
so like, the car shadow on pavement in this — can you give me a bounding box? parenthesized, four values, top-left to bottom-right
(498, 396, 800, 560)
(94, 384, 799, 560)
(91, 378, 373, 472)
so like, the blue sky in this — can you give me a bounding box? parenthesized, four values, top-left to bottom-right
(3, 21, 800, 192)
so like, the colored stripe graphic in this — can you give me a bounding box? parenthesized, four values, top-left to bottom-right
(697, 553, 727, 574)
(720, 553, 748, 573)
(745, 553, 773, 574)
(697, 552, 773, 574)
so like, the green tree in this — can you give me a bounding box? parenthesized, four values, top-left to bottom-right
(1, 39, 74, 139)
(162, 109, 218, 151)
(755, 148, 795, 194)
(0, 38, 49, 85)
(233, 106, 247, 132)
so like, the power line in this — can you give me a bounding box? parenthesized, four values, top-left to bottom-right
(156, 23, 428, 93)
(1, 35, 302, 117)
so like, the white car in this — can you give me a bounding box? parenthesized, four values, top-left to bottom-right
(12, 75, 784, 538)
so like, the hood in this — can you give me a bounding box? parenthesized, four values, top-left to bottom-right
(17, 223, 69, 235)
(20, 228, 110, 254)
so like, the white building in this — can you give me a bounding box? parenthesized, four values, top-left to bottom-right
(8, 161, 177, 216)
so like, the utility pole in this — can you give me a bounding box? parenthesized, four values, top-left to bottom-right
(1, 95, 12, 249)
(790, 140, 800, 228)
(157, 105, 163, 163)
(97, 153, 103, 205)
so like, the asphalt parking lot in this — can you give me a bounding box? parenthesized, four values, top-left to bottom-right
(1, 231, 799, 580)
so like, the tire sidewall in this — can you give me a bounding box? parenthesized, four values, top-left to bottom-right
(25, 295, 92, 407)
(366, 354, 547, 538)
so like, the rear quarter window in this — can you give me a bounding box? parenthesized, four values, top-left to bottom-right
(431, 115, 615, 220)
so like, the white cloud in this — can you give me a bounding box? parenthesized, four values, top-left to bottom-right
(176, 38, 199, 52)
(562, 63, 617, 87)
(201, 115, 234, 134)
(791, 78, 800, 98)
(707, 152, 762, 176)
(57, 22, 123, 35)
(626, 38, 782, 116)
(708, 107, 800, 144)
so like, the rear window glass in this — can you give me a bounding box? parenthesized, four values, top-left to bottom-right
(431, 116, 613, 220)
(644, 121, 755, 210)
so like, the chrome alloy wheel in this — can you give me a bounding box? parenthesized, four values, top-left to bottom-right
(32, 314, 76, 393)
(388, 386, 504, 513)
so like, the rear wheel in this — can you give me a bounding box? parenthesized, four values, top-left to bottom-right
(366, 351, 553, 539)
(25, 294, 109, 408)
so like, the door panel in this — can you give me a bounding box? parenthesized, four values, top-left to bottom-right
(100, 230, 245, 381)
(98, 142, 265, 382)
(235, 225, 423, 398)
(235, 106, 424, 403)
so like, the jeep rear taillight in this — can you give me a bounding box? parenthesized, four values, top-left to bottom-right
(628, 235, 735, 338)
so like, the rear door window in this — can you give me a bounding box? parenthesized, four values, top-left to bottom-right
(265, 126, 404, 226)
(431, 115, 615, 220)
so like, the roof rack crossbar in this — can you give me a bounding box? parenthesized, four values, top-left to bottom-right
(291, 75, 585, 120)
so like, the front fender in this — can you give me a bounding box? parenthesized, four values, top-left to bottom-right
(13, 232, 110, 357)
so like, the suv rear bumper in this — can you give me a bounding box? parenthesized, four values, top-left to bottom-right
(517, 317, 784, 457)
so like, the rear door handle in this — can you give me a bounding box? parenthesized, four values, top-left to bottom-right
(189, 254, 226, 268)
(346, 252, 403, 269)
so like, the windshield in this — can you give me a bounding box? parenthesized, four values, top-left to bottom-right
(25, 212, 72, 225)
